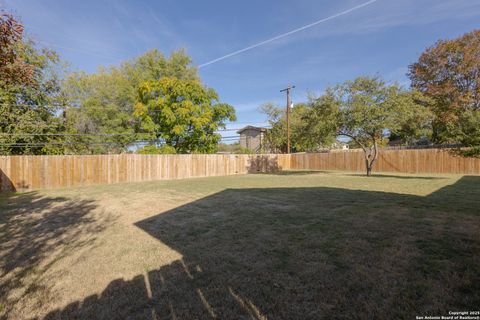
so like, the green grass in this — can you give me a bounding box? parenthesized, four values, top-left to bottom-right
(0, 171, 479, 319)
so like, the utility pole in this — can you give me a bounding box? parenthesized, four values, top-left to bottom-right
(280, 85, 295, 154)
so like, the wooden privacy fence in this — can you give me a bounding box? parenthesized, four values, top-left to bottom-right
(290, 148, 480, 175)
(0, 149, 479, 192)
(0, 154, 290, 192)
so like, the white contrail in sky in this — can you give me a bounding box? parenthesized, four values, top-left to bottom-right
(198, 0, 379, 68)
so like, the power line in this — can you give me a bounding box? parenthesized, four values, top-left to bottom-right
(1, 104, 266, 130)
(0, 132, 242, 136)
(0, 133, 149, 137)
(0, 136, 240, 145)
(0, 103, 66, 107)
(1, 104, 270, 131)
(198, 0, 379, 68)
(0, 142, 122, 146)
(1, 104, 267, 121)
(218, 127, 271, 132)
(225, 121, 269, 125)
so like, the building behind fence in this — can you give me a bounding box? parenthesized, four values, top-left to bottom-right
(1, 148, 479, 192)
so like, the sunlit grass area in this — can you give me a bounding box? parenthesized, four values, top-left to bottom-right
(1, 171, 479, 319)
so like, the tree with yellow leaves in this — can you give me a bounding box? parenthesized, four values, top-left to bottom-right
(134, 77, 236, 153)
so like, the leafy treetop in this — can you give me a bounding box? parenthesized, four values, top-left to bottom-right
(0, 12, 34, 87)
(62, 49, 199, 154)
(409, 29, 480, 147)
(134, 77, 236, 153)
(302, 76, 432, 175)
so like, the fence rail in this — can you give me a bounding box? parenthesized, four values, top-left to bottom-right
(1, 148, 479, 192)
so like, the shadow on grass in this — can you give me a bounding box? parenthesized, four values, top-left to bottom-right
(0, 169, 16, 192)
(42, 176, 480, 319)
(0, 192, 109, 317)
(344, 173, 448, 180)
(271, 170, 326, 176)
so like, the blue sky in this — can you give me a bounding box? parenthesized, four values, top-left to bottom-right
(2, 0, 480, 135)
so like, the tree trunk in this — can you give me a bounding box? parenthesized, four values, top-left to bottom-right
(366, 164, 372, 176)
(364, 152, 374, 176)
(364, 143, 378, 177)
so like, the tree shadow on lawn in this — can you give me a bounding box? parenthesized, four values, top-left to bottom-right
(343, 173, 448, 180)
(272, 170, 327, 176)
(44, 176, 480, 319)
(0, 192, 109, 318)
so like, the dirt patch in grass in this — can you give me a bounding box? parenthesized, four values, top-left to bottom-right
(1, 172, 479, 319)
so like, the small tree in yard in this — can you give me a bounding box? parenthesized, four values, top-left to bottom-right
(308, 77, 432, 176)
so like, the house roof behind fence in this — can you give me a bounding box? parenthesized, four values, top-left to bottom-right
(236, 126, 267, 134)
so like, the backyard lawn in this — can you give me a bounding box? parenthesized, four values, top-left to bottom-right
(0, 171, 479, 319)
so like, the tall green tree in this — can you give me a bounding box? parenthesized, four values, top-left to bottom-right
(386, 90, 433, 145)
(0, 12, 33, 86)
(409, 29, 480, 155)
(261, 102, 333, 153)
(261, 102, 289, 153)
(63, 49, 199, 154)
(134, 77, 236, 153)
(297, 95, 339, 151)
(62, 67, 137, 154)
(0, 12, 65, 155)
(122, 49, 198, 84)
